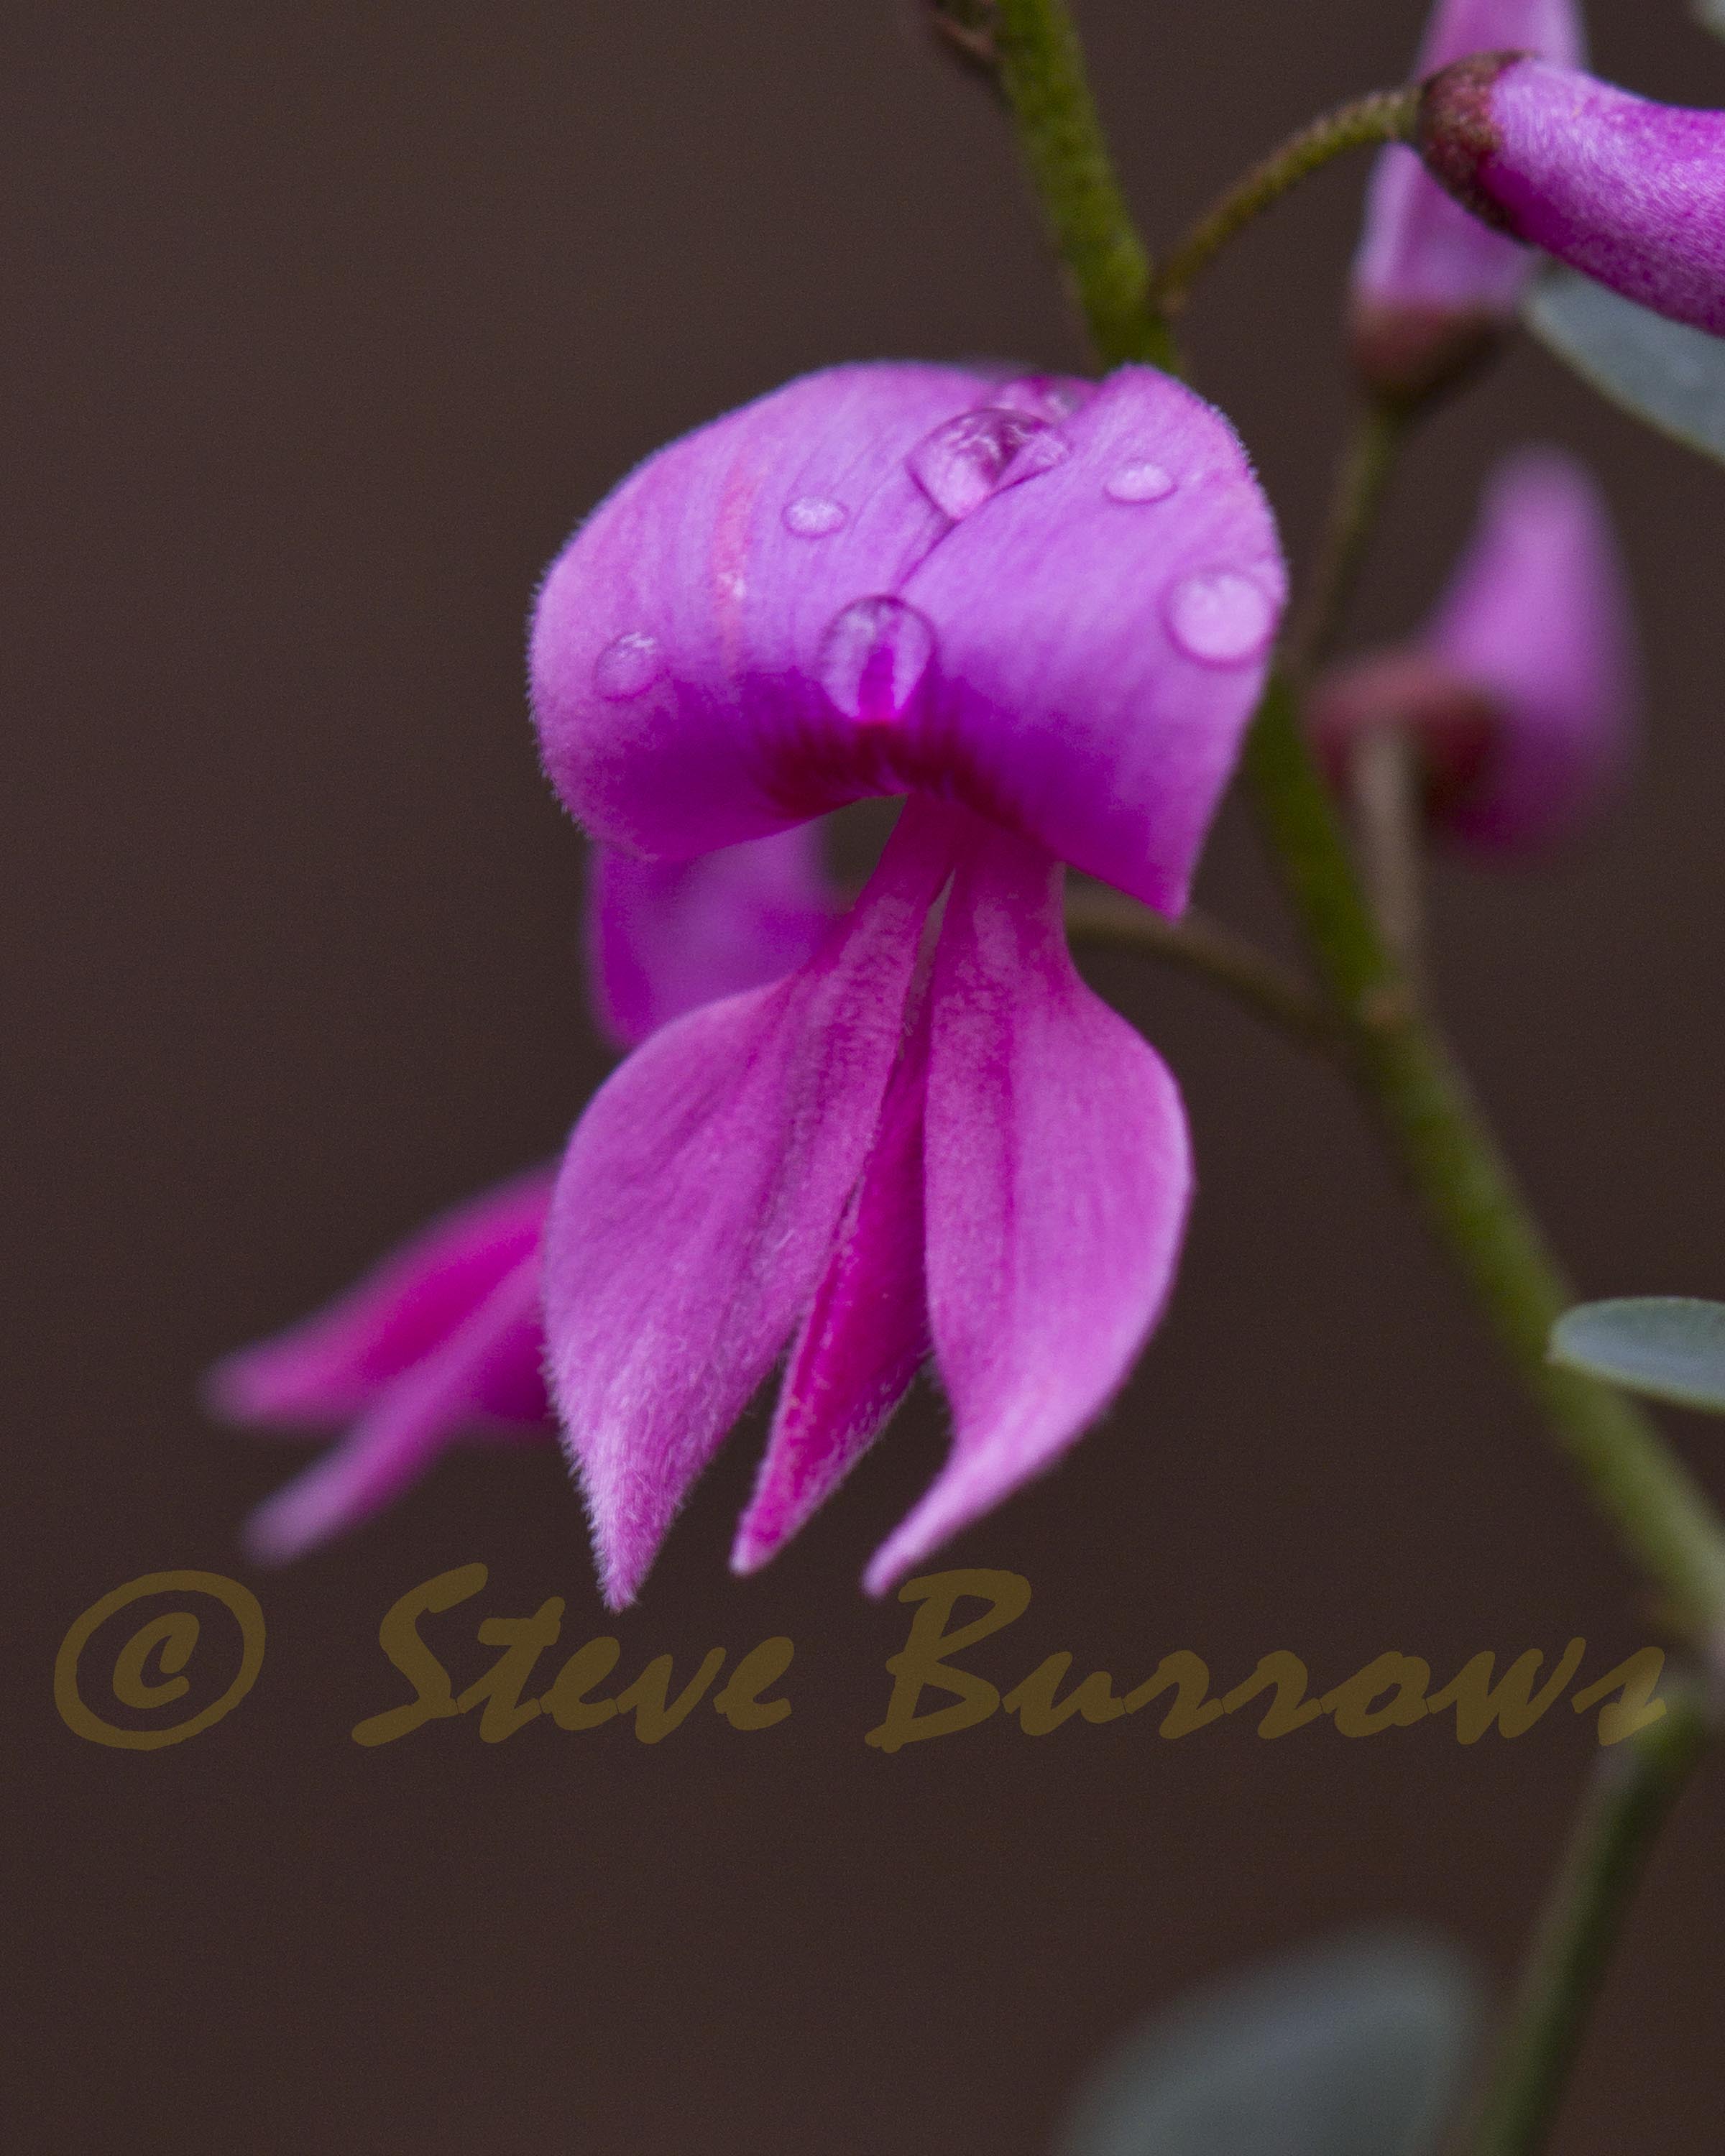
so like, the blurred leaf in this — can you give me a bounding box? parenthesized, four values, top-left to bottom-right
(1523, 269, 1725, 462)
(1550, 1297, 1725, 1411)
(1696, 1, 1725, 43)
(1054, 1932, 1481, 2156)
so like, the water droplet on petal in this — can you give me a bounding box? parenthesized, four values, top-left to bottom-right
(1105, 461, 1177, 504)
(908, 407, 1070, 520)
(1165, 572, 1277, 667)
(594, 630, 664, 699)
(817, 597, 936, 723)
(783, 494, 848, 538)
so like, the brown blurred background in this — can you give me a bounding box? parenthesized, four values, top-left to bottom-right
(6, 4, 1723, 2150)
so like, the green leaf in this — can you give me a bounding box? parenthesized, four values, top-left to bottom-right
(1522, 268, 1725, 463)
(1696, 1, 1725, 45)
(1550, 1297, 1725, 1411)
(1054, 1933, 1480, 2156)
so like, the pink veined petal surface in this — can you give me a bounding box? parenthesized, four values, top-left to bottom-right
(531, 363, 1282, 913)
(243, 1256, 548, 1564)
(730, 981, 934, 1577)
(865, 816, 1193, 1596)
(1353, 0, 1585, 321)
(1475, 63, 1725, 336)
(1426, 447, 1635, 849)
(585, 825, 841, 1048)
(204, 1165, 556, 1427)
(543, 801, 959, 1608)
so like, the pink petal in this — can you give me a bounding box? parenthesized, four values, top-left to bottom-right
(243, 1256, 547, 1563)
(544, 800, 959, 1608)
(532, 364, 978, 859)
(531, 364, 1282, 911)
(205, 1165, 555, 1427)
(1425, 448, 1635, 849)
(865, 816, 1192, 1595)
(585, 825, 841, 1048)
(730, 988, 933, 1576)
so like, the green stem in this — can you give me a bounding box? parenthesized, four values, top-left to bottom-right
(980, 14, 1725, 1636)
(1064, 890, 1340, 1057)
(1468, 1687, 1713, 2156)
(1154, 88, 1418, 319)
(1246, 681, 1725, 1637)
(991, 0, 1177, 369)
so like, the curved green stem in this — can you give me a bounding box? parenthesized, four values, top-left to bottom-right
(1468, 1685, 1713, 2156)
(1154, 88, 1418, 319)
(991, 0, 1178, 369)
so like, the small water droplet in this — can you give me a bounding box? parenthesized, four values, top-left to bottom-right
(817, 596, 936, 723)
(908, 407, 1070, 521)
(1165, 572, 1276, 667)
(783, 494, 848, 538)
(1105, 461, 1177, 505)
(593, 630, 664, 699)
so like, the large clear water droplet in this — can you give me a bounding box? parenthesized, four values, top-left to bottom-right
(908, 407, 1070, 520)
(1105, 461, 1177, 504)
(817, 596, 936, 723)
(593, 630, 664, 699)
(783, 494, 848, 538)
(1165, 572, 1276, 667)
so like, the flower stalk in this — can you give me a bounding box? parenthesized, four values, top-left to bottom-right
(990, 0, 1178, 369)
(1246, 676, 1725, 1638)
(1063, 890, 1341, 1057)
(1154, 88, 1420, 319)
(980, 0, 1725, 1640)
(1466, 1682, 1714, 2156)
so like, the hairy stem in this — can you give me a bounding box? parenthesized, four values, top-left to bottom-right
(1468, 1687, 1713, 2156)
(1154, 88, 1418, 318)
(990, 0, 1177, 369)
(1064, 889, 1340, 1056)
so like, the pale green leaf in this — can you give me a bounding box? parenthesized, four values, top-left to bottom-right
(1523, 269, 1725, 462)
(1054, 1934, 1480, 2156)
(1550, 1297, 1725, 1411)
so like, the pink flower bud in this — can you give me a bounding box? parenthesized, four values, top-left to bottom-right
(1417, 58, 1725, 335)
(1351, 0, 1586, 404)
(1312, 448, 1636, 852)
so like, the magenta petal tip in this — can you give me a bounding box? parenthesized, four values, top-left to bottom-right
(1417, 57, 1725, 338)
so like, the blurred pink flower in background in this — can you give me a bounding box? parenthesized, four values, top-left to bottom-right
(1350, 0, 1586, 402)
(1311, 446, 1636, 852)
(208, 833, 837, 1560)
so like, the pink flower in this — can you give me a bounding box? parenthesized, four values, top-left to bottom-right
(1311, 448, 1635, 851)
(1417, 58, 1725, 335)
(530, 362, 1285, 1604)
(1350, 0, 1586, 402)
(208, 833, 836, 1560)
